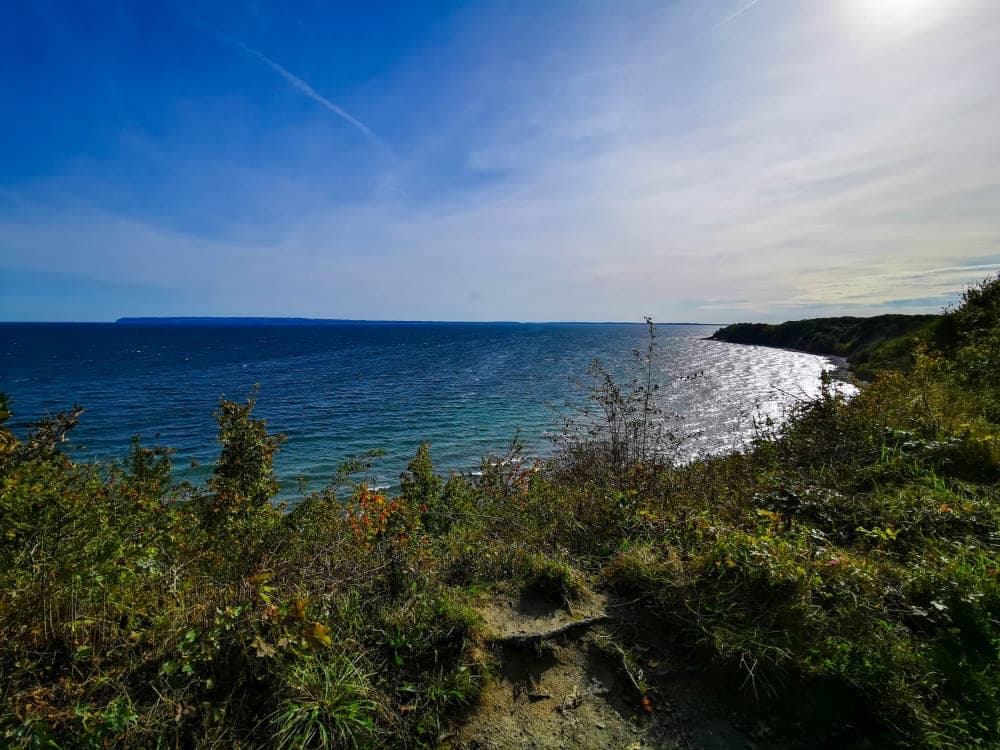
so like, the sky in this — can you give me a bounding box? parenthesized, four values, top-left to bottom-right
(1, 0, 999, 322)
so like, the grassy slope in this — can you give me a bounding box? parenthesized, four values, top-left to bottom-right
(709, 314, 940, 378)
(2, 276, 999, 749)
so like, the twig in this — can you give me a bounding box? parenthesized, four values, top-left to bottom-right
(613, 644, 643, 695)
(491, 615, 614, 646)
(648, 665, 702, 678)
(606, 594, 649, 608)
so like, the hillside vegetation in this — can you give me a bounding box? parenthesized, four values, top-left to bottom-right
(2, 276, 1000, 748)
(710, 313, 940, 379)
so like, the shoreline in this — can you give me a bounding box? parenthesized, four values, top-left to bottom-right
(706, 334, 859, 384)
(824, 354, 855, 384)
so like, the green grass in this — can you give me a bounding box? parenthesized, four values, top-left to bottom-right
(270, 657, 377, 750)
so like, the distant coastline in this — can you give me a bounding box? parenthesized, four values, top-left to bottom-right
(114, 317, 721, 327)
(708, 313, 940, 379)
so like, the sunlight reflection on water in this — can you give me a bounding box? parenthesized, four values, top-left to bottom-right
(0, 323, 856, 495)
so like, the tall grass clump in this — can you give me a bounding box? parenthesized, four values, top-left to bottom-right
(270, 656, 377, 749)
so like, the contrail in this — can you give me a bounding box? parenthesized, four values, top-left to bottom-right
(708, 0, 764, 34)
(221, 32, 377, 141)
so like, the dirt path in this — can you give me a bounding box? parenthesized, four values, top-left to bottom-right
(450, 589, 763, 750)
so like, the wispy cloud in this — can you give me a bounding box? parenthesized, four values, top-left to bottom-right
(219, 31, 379, 143)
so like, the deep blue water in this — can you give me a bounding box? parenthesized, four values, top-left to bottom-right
(0, 322, 844, 494)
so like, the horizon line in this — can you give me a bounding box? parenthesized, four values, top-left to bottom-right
(0, 316, 729, 327)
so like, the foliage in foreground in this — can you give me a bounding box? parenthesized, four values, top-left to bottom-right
(2, 275, 1000, 748)
(0, 398, 482, 749)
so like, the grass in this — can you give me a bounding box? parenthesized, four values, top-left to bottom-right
(2, 275, 1000, 748)
(270, 657, 377, 750)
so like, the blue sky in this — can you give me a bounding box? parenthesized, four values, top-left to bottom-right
(1, 0, 998, 322)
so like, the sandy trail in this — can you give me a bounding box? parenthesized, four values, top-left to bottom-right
(450, 589, 763, 750)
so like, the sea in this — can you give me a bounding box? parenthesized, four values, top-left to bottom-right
(0, 322, 851, 496)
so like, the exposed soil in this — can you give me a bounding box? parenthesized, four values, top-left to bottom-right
(449, 588, 770, 750)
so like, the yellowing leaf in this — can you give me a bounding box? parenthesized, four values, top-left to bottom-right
(303, 622, 332, 649)
(250, 635, 276, 658)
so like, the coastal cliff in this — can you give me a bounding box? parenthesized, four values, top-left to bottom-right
(710, 313, 940, 378)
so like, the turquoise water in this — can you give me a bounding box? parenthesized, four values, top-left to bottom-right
(0, 322, 843, 494)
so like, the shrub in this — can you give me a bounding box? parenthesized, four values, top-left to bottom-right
(557, 317, 682, 483)
(205, 387, 286, 519)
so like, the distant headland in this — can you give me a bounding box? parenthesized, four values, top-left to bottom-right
(114, 317, 718, 327)
(709, 313, 941, 379)
(115, 317, 523, 326)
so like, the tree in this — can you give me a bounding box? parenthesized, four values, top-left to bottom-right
(206, 388, 286, 519)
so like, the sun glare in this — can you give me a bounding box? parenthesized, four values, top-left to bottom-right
(846, 0, 951, 35)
